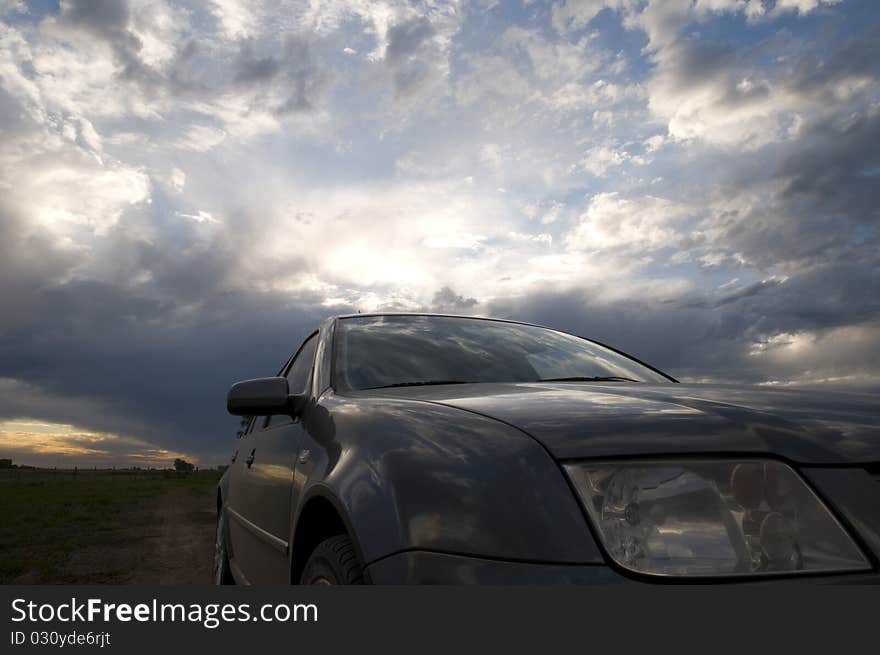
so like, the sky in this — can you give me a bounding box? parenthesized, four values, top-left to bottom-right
(0, 0, 878, 468)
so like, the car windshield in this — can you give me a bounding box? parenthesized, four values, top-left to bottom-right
(334, 315, 670, 391)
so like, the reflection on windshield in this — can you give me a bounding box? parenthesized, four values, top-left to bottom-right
(334, 316, 669, 391)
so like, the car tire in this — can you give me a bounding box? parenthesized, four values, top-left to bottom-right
(300, 535, 364, 585)
(213, 508, 234, 585)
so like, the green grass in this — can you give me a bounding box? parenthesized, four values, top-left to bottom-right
(0, 470, 220, 583)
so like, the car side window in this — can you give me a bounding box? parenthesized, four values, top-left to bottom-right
(265, 333, 318, 428)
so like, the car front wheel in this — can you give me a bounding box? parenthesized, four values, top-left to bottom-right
(300, 535, 364, 585)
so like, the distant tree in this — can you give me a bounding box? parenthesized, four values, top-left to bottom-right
(173, 458, 195, 473)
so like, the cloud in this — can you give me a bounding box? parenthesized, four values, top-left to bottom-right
(431, 286, 478, 313)
(233, 39, 282, 86)
(210, 0, 259, 41)
(577, 144, 630, 176)
(566, 192, 691, 251)
(749, 321, 880, 388)
(385, 15, 435, 64)
(552, 0, 628, 34)
(486, 261, 880, 390)
(0, 0, 877, 466)
(0, 417, 194, 468)
(51, 0, 194, 98)
(771, 0, 843, 17)
(632, 2, 878, 148)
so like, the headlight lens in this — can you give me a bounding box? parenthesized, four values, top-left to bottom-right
(564, 460, 869, 577)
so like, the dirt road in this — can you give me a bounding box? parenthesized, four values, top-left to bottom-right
(12, 486, 216, 585)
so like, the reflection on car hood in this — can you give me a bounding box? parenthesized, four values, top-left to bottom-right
(353, 383, 880, 464)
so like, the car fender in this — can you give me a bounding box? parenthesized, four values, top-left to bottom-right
(301, 392, 604, 566)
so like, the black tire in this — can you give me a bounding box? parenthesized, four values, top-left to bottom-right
(300, 535, 364, 585)
(213, 508, 234, 585)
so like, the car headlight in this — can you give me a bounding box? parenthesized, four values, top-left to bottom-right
(564, 459, 869, 578)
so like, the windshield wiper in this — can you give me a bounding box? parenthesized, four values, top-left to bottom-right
(537, 376, 640, 383)
(363, 380, 475, 390)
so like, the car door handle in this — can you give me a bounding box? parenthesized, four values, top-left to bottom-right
(245, 449, 255, 468)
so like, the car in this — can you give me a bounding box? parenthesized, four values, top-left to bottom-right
(214, 313, 879, 584)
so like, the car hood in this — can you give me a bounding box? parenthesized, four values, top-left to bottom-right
(354, 383, 880, 464)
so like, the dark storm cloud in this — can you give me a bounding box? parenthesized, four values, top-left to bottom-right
(725, 264, 880, 337)
(711, 278, 785, 309)
(487, 259, 880, 387)
(0, 191, 346, 463)
(487, 288, 737, 381)
(666, 26, 880, 273)
(231, 35, 334, 115)
(660, 39, 742, 94)
(0, 273, 338, 462)
(58, 0, 129, 33)
(431, 286, 478, 313)
(0, 190, 81, 334)
(775, 28, 880, 228)
(776, 110, 880, 226)
(383, 16, 441, 97)
(698, 106, 880, 272)
(623, 25, 880, 383)
(165, 38, 206, 94)
(233, 41, 282, 86)
(391, 59, 437, 96)
(275, 36, 334, 115)
(385, 16, 436, 65)
(57, 0, 164, 91)
(789, 26, 880, 100)
(55, 1, 328, 107)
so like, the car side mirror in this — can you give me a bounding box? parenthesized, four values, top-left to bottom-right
(226, 377, 307, 417)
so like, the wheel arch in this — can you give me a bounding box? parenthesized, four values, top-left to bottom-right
(290, 485, 368, 584)
(216, 468, 231, 515)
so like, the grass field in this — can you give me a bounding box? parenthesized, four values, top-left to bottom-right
(0, 469, 221, 584)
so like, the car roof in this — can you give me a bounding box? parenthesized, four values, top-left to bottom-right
(332, 312, 557, 332)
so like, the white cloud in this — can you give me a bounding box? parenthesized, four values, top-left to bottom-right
(170, 167, 186, 191)
(567, 192, 691, 251)
(0, 0, 26, 16)
(0, 115, 150, 238)
(577, 144, 629, 176)
(542, 204, 564, 225)
(177, 210, 219, 224)
(643, 133, 666, 152)
(552, 0, 629, 34)
(27, 165, 150, 236)
(210, 0, 259, 40)
(771, 0, 843, 17)
(508, 231, 553, 245)
(750, 321, 880, 387)
(458, 27, 611, 115)
(599, 0, 869, 148)
(175, 124, 228, 151)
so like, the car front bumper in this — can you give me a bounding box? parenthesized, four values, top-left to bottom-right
(365, 466, 880, 585)
(364, 550, 880, 584)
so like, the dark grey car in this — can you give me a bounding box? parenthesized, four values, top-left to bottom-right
(215, 314, 879, 584)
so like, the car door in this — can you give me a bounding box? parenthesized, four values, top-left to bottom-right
(225, 415, 258, 582)
(230, 332, 319, 583)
